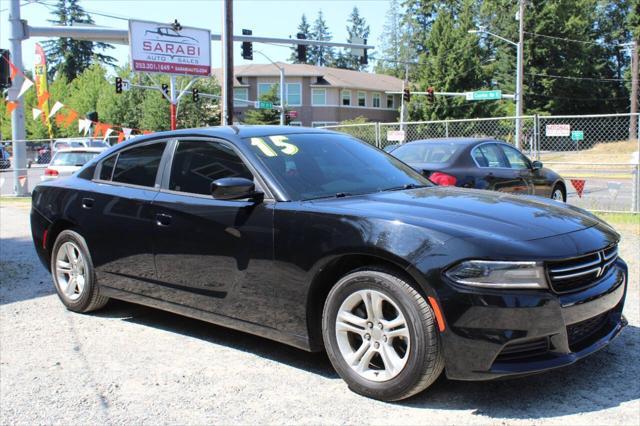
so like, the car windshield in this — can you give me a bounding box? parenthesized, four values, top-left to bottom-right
(51, 151, 99, 166)
(243, 133, 432, 200)
(86, 141, 109, 148)
(392, 142, 464, 164)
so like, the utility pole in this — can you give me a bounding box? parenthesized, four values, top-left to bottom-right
(221, 0, 234, 125)
(8, 0, 28, 196)
(400, 62, 408, 132)
(169, 75, 177, 130)
(515, 0, 525, 150)
(630, 40, 638, 141)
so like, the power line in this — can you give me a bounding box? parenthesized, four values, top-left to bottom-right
(524, 31, 626, 47)
(526, 72, 632, 83)
(526, 93, 629, 101)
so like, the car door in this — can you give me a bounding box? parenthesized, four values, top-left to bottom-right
(498, 144, 535, 195)
(79, 140, 169, 295)
(151, 138, 279, 327)
(471, 143, 529, 194)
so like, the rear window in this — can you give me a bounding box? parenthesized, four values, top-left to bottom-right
(112, 143, 165, 187)
(392, 142, 463, 163)
(51, 151, 99, 166)
(86, 141, 109, 148)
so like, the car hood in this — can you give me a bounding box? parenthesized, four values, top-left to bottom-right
(310, 186, 607, 242)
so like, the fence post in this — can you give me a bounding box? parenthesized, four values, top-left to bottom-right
(534, 114, 540, 160)
(445, 122, 449, 138)
(375, 122, 381, 149)
(633, 163, 640, 213)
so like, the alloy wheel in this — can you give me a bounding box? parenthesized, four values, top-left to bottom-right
(335, 289, 410, 382)
(552, 188, 564, 201)
(55, 241, 86, 301)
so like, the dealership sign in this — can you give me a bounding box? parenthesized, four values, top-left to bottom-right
(545, 124, 571, 137)
(129, 20, 211, 76)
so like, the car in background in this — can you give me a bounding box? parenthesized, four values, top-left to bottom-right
(389, 138, 567, 201)
(53, 139, 110, 152)
(42, 148, 106, 181)
(0, 146, 11, 169)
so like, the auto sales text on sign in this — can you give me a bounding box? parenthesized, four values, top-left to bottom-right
(129, 20, 211, 76)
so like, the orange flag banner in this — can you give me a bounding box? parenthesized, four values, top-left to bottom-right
(55, 110, 79, 128)
(37, 91, 50, 109)
(9, 62, 19, 79)
(6, 100, 19, 115)
(117, 132, 125, 143)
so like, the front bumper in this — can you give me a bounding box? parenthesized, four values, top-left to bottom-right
(438, 259, 627, 381)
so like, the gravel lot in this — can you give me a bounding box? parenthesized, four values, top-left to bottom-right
(1, 201, 639, 425)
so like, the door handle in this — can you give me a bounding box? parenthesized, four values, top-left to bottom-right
(81, 197, 94, 209)
(155, 213, 172, 227)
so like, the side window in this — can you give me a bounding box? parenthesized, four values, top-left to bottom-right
(169, 141, 253, 195)
(99, 154, 117, 180)
(473, 144, 508, 168)
(500, 145, 530, 170)
(112, 143, 165, 187)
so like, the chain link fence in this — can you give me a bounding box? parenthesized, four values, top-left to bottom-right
(322, 113, 640, 213)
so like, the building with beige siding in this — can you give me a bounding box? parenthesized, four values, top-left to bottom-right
(212, 63, 403, 127)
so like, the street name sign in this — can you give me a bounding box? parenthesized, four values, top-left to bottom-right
(129, 20, 211, 76)
(254, 101, 274, 109)
(546, 124, 571, 137)
(466, 90, 502, 101)
(571, 130, 584, 141)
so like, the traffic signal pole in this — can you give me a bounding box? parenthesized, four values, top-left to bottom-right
(8, 0, 28, 196)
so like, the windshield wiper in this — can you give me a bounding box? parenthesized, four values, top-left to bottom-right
(303, 192, 353, 201)
(380, 183, 428, 192)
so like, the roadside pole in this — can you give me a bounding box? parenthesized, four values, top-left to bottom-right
(169, 75, 177, 130)
(279, 66, 285, 125)
(630, 41, 638, 141)
(8, 0, 28, 196)
(221, 0, 234, 125)
(515, 0, 525, 150)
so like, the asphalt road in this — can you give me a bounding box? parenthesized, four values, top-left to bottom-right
(1, 201, 639, 424)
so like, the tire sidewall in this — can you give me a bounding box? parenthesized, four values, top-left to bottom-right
(50, 230, 97, 312)
(322, 270, 438, 400)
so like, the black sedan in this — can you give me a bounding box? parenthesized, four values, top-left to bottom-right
(31, 126, 627, 401)
(389, 138, 567, 201)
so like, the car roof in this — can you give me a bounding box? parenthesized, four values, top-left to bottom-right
(402, 137, 498, 146)
(54, 147, 106, 153)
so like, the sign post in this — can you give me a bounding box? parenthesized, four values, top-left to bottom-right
(129, 20, 212, 130)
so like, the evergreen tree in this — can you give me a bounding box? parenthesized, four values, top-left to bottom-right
(289, 14, 313, 64)
(308, 11, 335, 66)
(42, 0, 116, 81)
(375, 0, 409, 78)
(243, 85, 281, 124)
(336, 7, 372, 71)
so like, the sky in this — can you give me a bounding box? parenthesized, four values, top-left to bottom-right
(0, 0, 390, 73)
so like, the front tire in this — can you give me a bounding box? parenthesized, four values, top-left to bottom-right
(551, 184, 566, 202)
(50, 230, 109, 313)
(322, 269, 444, 401)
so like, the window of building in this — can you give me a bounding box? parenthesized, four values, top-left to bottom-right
(341, 90, 351, 106)
(312, 88, 326, 105)
(112, 143, 166, 187)
(386, 95, 394, 109)
(286, 83, 301, 106)
(372, 93, 381, 108)
(357, 91, 366, 107)
(234, 88, 249, 107)
(258, 83, 279, 100)
(169, 141, 253, 196)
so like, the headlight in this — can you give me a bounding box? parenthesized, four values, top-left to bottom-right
(445, 260, 547, 289)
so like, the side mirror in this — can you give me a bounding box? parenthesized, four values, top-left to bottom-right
(210, 177, 263, 201)
(531, 160, 543, 170)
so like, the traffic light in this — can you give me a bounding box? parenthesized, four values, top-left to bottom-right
(161, 83, 169, 98)
(0, 49, 11, 90)
(115, 77, 123, 94)
(403, 88, 410, 103)
(284, 112, 292, 125)
(241, 29, 253, 60)
(192, 88, 200, 102)
(427, 87, 435, 103)
(296, 32, 307, 63)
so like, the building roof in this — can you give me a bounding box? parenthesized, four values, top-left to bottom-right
(211, 63, 403, 92)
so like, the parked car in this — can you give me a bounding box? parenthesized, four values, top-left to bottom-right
(389, 138, 567, 201)
(0, 146, 11, 169)
(52, 139, 110, 152)
(31, 126, 627, 401)
(42, 148, 106, 181)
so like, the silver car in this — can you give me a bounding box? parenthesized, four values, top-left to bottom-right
(42, 148, 106, 181)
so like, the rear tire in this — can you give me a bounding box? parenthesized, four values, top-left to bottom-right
(322, 268, 444, 401)
(551, 184, 566, 202)
(50, 230, 109, 313)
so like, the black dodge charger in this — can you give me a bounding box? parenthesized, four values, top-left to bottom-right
(389, 138, 567, 201)
(30, 126, 627, 401)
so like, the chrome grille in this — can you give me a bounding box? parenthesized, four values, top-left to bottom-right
(547, 245, 618, 294)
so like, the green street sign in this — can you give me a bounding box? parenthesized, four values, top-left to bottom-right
(254, 101, 273, 109)
(466, 90, 502, 101)
(571, 130, 584, 141)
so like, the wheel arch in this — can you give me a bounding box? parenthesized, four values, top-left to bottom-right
(44, 219, 78, 269)
(305, 251, 433, 352)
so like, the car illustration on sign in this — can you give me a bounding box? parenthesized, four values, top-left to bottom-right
(31, 126, 628, 401)
(144, 26, 198, 44)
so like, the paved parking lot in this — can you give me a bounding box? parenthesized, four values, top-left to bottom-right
(1, 200, 639, 425)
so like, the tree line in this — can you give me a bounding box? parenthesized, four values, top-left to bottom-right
(374, 0, 639, 120)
